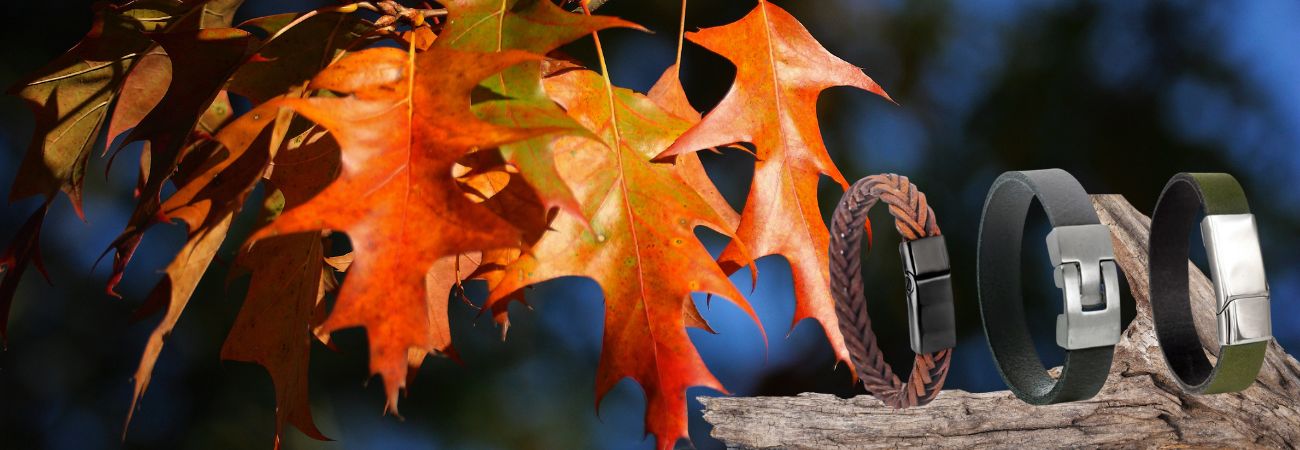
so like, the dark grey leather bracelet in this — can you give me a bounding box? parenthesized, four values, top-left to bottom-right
(1150, 173, 1269, 394)
(976, 169, 1121, 404)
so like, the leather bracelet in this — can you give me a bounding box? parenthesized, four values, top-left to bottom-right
(1150, 173, 1270, 394)
(830, 174, 955, 408)
(976, 169, 1121, 404)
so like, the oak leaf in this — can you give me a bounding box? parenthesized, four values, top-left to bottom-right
(107, 28, 258, 296)
(658, 1, 893, 372)
(488, 66, 760, 450)
(0, 202, 51, 343)
(156, 100, 283, 232)
(7, 5, 160, 214)
(221, 130, 341, 446)
(106, 49, 169, 155)
(125, 214, 232, 432)
(248, 45, 557, 413)
(647, 65, 741, 235)
(124, 98, 287, 431)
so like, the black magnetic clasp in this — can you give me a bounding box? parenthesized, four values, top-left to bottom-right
(899, 235, 957, 354)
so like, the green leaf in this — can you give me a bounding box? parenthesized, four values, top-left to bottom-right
(441, 0, 641, 220)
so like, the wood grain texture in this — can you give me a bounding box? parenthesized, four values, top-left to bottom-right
(701, 195, 1300, 449)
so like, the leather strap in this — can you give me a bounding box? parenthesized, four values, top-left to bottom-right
(830, 174, 952, 408)
(1149, 173, 1266, 394)
(976, 169, 1115, 404)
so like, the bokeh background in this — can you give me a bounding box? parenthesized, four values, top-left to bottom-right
(2, 0, 1298, 448)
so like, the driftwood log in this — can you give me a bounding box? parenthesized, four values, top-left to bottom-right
(700, 195, 1300, 449)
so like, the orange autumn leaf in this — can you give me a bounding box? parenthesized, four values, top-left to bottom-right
(488, 66, 761, 450)
(643, 1, 742, 335)
(646, 67, 741, 334)
(647, 66, 741, 237)
(659, 0, 893, 372)
(247, 44, 558, 414)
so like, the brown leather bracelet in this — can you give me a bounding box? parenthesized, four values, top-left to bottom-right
(830, 174, 955, 408)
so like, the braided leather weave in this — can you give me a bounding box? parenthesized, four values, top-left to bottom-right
(830, 173, 952, 408)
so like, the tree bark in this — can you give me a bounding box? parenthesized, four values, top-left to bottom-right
(700, 195, 1300, 449)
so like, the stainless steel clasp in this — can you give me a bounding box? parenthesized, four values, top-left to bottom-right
(1046, 224, 1121, 350)
(1202, 214, 1272, 346)
(899, 235, 956, 354)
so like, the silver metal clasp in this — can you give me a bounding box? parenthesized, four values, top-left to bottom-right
(899, 235, 956, 354)
(1202, 214, 1272, 346)
(1046, 224, 1121, 350)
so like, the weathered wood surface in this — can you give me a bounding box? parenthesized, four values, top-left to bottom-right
(700, 195, 1300, 449)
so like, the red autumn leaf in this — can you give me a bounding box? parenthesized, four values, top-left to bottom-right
(223, 232, 329, 446)
(124, 97, 288, 432)
(106, 49, 170, 155)
(247, 44, 558, 414)
(659, 0, 893, 372)
(107, 28, 258, 296)
(220, 128, 341, 447)
(488, 65, 761, 450)
(0, 201, 52, 344)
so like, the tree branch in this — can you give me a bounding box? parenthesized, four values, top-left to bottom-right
(701, 194, 1300, 449)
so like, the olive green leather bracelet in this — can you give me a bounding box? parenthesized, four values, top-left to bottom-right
(1149, 173, 1270, 394)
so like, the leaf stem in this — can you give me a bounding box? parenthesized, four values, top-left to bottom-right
(675, 0, 686, 68)
(580, 1, 618, 125)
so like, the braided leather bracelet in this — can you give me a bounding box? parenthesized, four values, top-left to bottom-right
(830, 174, 955, 408)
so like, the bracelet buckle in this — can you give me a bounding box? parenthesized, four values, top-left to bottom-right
(1202, 214, 1272, 346)
(1047, 224, 1121, 350)
(899, 235, 956, 354)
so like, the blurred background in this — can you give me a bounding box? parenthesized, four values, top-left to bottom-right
(2, 0, 1298, 448)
